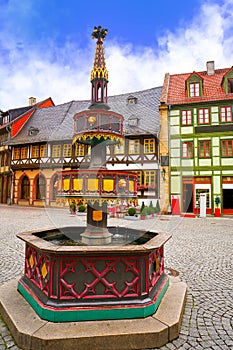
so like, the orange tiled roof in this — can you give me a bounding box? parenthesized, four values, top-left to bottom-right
(167, 67, 233, 105)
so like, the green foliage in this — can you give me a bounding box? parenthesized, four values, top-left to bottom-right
(154, 200, 161, 213)
(127, 207, 136, 216)
(78, 205, 86, 212)
(148, 201, 155, 215)
(141, 206, 148, 216)
(70, 201, 76, 213)
(214, 196, 221, 207)
(140, 201, 145, 213)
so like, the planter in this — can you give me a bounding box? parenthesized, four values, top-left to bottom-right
(141, 215, 146, 220)
(124, 215, 140, 221)
(215, 208, 221, 217)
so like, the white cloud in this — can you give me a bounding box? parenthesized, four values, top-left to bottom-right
(1, 0, 233, 110)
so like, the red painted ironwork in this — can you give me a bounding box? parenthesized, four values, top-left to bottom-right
(59, 256, 140, 300)
(149, 246, 164, 292)
(25, 246, 50, 296)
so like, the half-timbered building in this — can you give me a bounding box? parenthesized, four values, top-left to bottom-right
(0, 97, 54, 204)
(7, 88, 162, 208)
(162, 61, 233, 215)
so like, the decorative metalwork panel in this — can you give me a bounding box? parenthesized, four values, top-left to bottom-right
(25, 245, 50, 296)
(149, 247, 164, 291)
(59, 256, 140, 300)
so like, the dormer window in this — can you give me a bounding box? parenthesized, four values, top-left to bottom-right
(127, 96, 137, 105)
(2, 115, 9, 124)
(186, 72, 203, 98)
(190, 82, 200, 97)
(222, 67, 233, 94)
(128, 115, 139, 126)
(28, 127, 39, 136)
(228, 78, 233, 93)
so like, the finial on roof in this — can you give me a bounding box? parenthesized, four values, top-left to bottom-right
(92, 25, 108, 42)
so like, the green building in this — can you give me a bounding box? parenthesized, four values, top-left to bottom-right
(163, 61, 233, 215)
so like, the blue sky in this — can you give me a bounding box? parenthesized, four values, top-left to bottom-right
(0, 0, 233, 109)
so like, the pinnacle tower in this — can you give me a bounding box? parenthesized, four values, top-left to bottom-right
(89, 25, 110, 110)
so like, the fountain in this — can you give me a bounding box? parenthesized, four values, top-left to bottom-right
(0, 26, 186, 350)
(16, 25, 172, 323)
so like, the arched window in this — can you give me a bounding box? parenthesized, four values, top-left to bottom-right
(52, 174, 58, 201)
(36, 175, 46, 200)
(21, 176, 30, 200)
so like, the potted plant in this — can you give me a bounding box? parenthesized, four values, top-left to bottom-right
(70, 201, 76, 215)
(127, 207, 136, 216)
(148, 201, 155, 217)
(78, 204, 86, 213)
(140, 202, 148, 220)
(154, 200, 161, 215)
(214, 196, 221, 217)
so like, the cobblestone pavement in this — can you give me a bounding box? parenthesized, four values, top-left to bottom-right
(0, 205, 232, 350)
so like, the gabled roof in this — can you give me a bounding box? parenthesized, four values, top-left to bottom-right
(185, 71, 203, 83)
(7, 87, 162, 145)
(10, 98, 55, 138)
(166, 67, 233, 105)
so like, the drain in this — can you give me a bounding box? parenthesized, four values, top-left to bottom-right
(165, 267, 179, 277)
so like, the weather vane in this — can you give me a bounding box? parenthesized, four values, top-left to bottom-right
(92, 25, 108, 42)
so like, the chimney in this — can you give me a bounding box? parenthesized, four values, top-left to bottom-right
(206, 61, 215, 76)
(29, 97, 36, 106)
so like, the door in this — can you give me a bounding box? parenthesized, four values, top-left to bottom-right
(223, 188, 233, 214)
(183, 183, 193, 213)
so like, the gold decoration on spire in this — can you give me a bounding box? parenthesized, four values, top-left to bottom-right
(91, 25, 109, 81)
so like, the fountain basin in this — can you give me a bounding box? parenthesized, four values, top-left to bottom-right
(17, 227, 171, 322)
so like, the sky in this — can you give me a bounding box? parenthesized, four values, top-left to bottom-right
(1, 0, 233, 110)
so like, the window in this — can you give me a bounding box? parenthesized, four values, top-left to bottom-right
(190, 83, 200, 97)
(182, 142, 193, 158)
(135, 171, 142, 187)
(2, 115, 9, 124)
(63, 144, 72, 157)
(31, 145, 39, 158)
(128, 139, 140, 154)
(221, 140, 233, 157)
(52, 144, 61, 158)
(114, 141, 124, 155)
(198, 108, 210, 124)
(181, 110, 192, 125)
(220, 106, 232, 122)
(40, 144, 48, 157)
(21, 176, 30, 200)
(36, 175, 46, 200)
(75, 143, 84, 156)
(144, 170, 156, 187)
(52, 175, 58, 200)
(127, 96, 137, 104)
(13, 148, 20, 160)
(228, 78, 233, 93)
(21, 147, 28, 159)
(198, 140, 211, 158)
(144, 138, 155, 154)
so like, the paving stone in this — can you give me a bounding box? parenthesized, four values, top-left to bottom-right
(0, 206, 233, 350)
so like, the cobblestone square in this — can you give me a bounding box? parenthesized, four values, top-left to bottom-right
(0, 205, 232, 350)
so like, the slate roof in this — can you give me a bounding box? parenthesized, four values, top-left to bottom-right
(8, 87, 162, 145)
(167, 67, 233, 105)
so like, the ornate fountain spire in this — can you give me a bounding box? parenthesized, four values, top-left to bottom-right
(89, 25, 110, 110)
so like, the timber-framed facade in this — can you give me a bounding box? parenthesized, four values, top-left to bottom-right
(164, 61, 233, 215)
(7, 88, 163, 209)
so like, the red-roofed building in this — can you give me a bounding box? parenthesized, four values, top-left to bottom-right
(0, 97, 54, 204)
(162, 61, 233, 216)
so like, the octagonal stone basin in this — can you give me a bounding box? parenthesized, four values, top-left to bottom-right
(17, 227, 171, 322)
